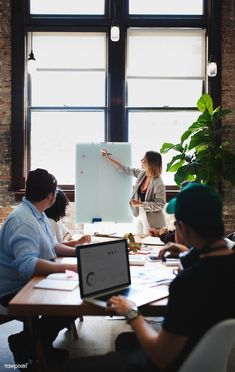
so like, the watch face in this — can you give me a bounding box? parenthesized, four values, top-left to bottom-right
(126, 307, 139, 322)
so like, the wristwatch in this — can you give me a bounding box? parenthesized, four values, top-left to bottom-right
(125, 306, 140, 324)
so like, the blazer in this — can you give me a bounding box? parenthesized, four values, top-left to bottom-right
(120, 165, 166, 228)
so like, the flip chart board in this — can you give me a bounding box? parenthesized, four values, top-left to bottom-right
(75, 143, 133, 223)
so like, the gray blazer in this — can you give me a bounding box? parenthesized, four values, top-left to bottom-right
(120, 165, 166, 229)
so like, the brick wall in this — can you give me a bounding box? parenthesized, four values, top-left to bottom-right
(0, 205, 14, 226)
(222, 0, 235, 234)
(0, 0, 15, 212)
(0, 1, 235, 233)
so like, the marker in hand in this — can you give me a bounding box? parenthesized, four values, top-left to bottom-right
(101, 150, 112, 156)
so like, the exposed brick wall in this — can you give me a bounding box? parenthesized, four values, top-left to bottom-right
(0, 1, 235, 233)
(222, 0, 235, 234)
(0, 0, 15, 206)
(0, 205, 14, 225)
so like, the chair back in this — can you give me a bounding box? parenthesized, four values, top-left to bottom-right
(179, 319, 235, 372)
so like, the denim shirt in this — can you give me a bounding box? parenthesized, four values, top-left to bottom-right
(0, 197, 57, 297)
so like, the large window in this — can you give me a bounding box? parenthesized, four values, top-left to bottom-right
(29, 32, 106, 184)
(127, 29, 205, 184)
(129, 0, 203, 15)
(30, 0, 105, 15)
(11, 0, 221, 193)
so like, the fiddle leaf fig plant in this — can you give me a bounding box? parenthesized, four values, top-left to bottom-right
(160, 93, 235, 190)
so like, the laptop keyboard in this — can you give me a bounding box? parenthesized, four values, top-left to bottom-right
(95, 287, 133, 301)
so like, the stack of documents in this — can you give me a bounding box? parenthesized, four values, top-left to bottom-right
(34, 271, 78, 291)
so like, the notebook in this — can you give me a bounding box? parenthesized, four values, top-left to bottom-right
(76, 239, 168, 307)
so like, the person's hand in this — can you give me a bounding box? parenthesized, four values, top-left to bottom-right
(107, 295, 135, 316)
(158, 242, 189, 260)
(77, 235, 91, 245)
(101, 149, 111, 159)
(149, 227, 168, 237)
(149, 228, 160, 237)
(131, 199, 143, 207)
(159, 226, 168, 236)
(66, 264, 78, 273)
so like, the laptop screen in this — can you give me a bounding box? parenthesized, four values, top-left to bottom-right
(77, 239, 131, 298)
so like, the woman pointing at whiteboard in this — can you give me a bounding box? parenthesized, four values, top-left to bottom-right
(102, 149, 166, 232)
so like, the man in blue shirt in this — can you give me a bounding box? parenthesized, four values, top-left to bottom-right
(0, 169, 88, 368)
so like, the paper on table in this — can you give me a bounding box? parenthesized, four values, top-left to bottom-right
(46, 272, 77, 280)
(128, 255, 146, 266)
(130, 265, 175, 287)
(34, 279, 78, 291)
(140, 236, 165, 246)
(34, 270, 78, 291)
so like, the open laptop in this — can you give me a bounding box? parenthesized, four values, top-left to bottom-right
(76, 239, 169, 307)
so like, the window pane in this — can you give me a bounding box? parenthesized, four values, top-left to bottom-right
(30, 0, 105, 15)
(31, 71, 105, 106)
(129, 0, 203, 15)
(128, 111, 199, 185)
(127, 29, 205, 77)
(127, 79, 203, 107)
(31, 112, 105, 184)
(33, 33, 106, 69)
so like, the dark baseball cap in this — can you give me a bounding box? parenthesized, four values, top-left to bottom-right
(167, 183, 223, 230)
(25, 168, 57, 202)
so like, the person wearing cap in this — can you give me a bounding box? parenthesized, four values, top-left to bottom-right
(61, 183, 235, 372)
(0, 168, 89, 368)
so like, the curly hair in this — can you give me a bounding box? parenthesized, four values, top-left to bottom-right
(45, 189, 69, 222)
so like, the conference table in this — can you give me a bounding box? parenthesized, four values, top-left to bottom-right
(7, 248, 174, 372)
(8, 234, 175, 317)
(8, 267, 169, 318)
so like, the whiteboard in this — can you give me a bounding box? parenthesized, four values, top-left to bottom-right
(75, 143, 133, 223)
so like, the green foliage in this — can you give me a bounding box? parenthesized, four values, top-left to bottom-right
(160, 93, 235, 190)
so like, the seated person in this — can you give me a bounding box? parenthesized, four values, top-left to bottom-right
(0, 169, 80, 367)
(45, 188, 91, 246)
(60, 182, 235, 372)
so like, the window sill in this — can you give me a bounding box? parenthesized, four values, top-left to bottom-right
(15, 185, 179, 203)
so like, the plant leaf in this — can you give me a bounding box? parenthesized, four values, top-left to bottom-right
(160, 143, 175, 154)
(166, 154, 185, 171)
(174, 166, 197, 186)
(168, 159, 185, 172)
(174, 144, 184, 153)
(197, 94, 213, 114)
(212, 108, 232, 122)
(197, 111, 212, 125)
(181, 130, 192, 144)
(188, 132, 209, 150)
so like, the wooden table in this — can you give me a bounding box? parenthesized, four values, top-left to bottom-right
(8, 275, 168, 317)
(7, 260, 170, 372)
(8, 246, 172, 317)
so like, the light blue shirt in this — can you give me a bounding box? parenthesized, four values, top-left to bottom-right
(0, 197, 57, 298)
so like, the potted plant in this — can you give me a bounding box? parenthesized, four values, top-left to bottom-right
(160, 93, 235, 190)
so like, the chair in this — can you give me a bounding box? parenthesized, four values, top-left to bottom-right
(68, 316, 84, 340)
(179, 319, 235, 372)
(0, 304, 25, 326)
